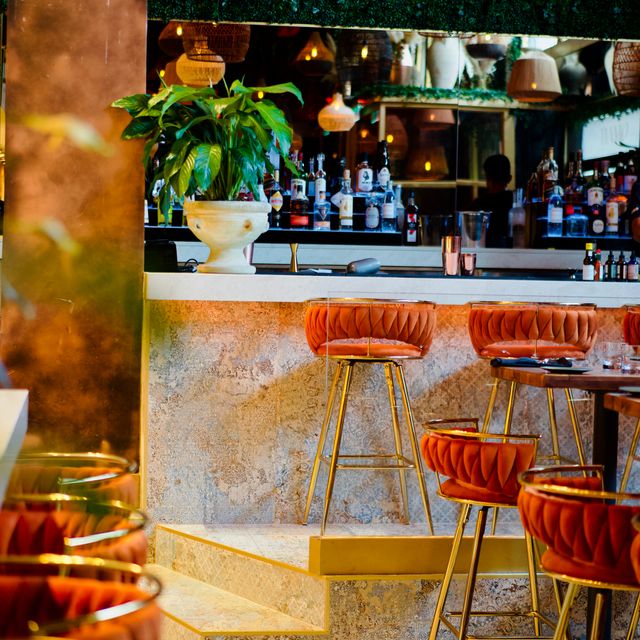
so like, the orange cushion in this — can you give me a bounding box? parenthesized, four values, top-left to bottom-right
(478, 344, 587, 359)
(315, 340, 422, 358)
(439, 478, 518, 506)
(624, 310, 640, 347)
(542, 548, 638, 586)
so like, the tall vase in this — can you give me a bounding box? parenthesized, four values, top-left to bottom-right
(427, 37, 461, 89)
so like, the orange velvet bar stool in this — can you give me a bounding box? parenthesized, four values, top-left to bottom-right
(620, 305, 640, 492)
(303, 298, 436, 534)
(421, 423, 553, 640)
(0, 555, 162, 639)
(7, 452, 139, 504)
(468, 301, 597, 465)
(518, 465, 640, 640)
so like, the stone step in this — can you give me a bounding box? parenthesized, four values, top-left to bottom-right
(149, 564, 327, 639)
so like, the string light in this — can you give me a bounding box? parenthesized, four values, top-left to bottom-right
(386, 134, 394, 144)
(361, 46, 368, 60)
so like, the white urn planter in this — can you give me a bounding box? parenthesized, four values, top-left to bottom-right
(185, 200, 270, 274)
(427, 37, 461, 89)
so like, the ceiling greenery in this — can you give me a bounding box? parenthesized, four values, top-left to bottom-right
(144, 0, 640, 40)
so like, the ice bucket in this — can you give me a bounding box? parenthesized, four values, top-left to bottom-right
(459, 211, 491, 248)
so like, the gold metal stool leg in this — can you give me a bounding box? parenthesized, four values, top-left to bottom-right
(553, 582, 578, 640)
(589, 593, 605, 640)
(546, 388, 561, 462)
(565, 388, 586, 465)
(625, 593, 640, 640)
(482, 378, 500, 433)
(429, 503, 471, 640)
(384, 362, 409, 524)
(457, 505, 489, 640)
(620, 417, 640, 493)
(320, 361, 354, 536)
(525, 531, 542, 637)
(394, 362, 434, 535)
(302, 361, 343, 525)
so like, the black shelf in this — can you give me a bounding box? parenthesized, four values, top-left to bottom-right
(537, 235, 634, 251)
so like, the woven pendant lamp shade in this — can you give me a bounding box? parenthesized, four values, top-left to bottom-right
(384, 114, 409, 175)
(182, 22, 251, 63)
(336, 30, 392, 91)
(176, 54, 226, 87)
(507, 50, 562, 102)
(158, 21, 185, 57)
(318, 93, 358, 132)
(162, 58, 182, 86)
(613, 42, 640, 97)
(415, 108, 456, 131)
(295, 31, 334, 76)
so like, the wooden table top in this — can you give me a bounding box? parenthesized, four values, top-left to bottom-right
(491, 366, 640, 391)
(604, 393, 640, 418)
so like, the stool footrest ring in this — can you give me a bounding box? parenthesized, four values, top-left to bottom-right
(320, 454, 415, 470)
(440, 609, 556, 640)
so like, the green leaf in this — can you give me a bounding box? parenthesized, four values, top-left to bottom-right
(176, 115, 215, 139)
(163, 138, 191, 182)
(237, 113, 272, 151)
(120, 117, 157, 139)
(111, 94, 150, 115)
(177, 147, 197, 196)
(253, 101, 293, 157)
(230, 80, 303, 105)
(193, 143, 222, 190)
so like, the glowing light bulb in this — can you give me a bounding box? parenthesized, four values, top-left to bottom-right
(159, 69, 166, 77)
(386, 134, 394, 144)
(176, 24, 183, 36)
(429, 114, 435, 121)
(361, 45, 368, 60)
(305, 54, 311, 61)
(360, 129, 369, 139)
(257, 91, 264, 99)
(425, 161, 432, 172)
(531, 82, 538, 89)
(484, 34, 491, 41)
(311, 47, 318, 58)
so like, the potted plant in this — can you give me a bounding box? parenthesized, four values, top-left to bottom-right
(112, 79, 302, 273)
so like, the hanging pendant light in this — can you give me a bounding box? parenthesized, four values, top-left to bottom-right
(294, 31, 334, 76)
(161, 59, 182, 86)
(613, 41, 640, 97)
(182, 22, 251, 63)
(318, 93, 358, 132)
(158, 21, 185, 57)
(507, 50, 562, 102)
(415, 109, 456, 131)
(176, 54, 226, 87)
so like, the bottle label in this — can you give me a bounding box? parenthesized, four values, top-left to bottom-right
(307, 180, 315, 197)
(365, 204, 380, 229)
(330, 191, 345, 208)
(382, 203, 396, 219)
(356, 168, 373, 192)
(290, 214, 309, 227)
(314, 203, 330, 230)
(548, 206, 563, 224)
(377, 167, 390, 188)
(339, 195, 353, 222)
(592, 218, 605, 234)
(405, 213, 418, 243)
(606, 201, 619, 230)
(587, 187, 604, 206)
(269, 191, 283, 212)
(315, 178, 326, 199)
(291, 178, 306, 199)
(628, 264, 639, 281)
(582, 264, 595, 281)
(625, 175, 638, 193)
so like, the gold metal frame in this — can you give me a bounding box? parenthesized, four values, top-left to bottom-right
(519, 467, 640, 640)
(12, 452, 137, 491)
(0, 554, 161, 637)
(2, 493, 146, 551)
(424, 426, 552, 640)
(302, 358, 433, 535)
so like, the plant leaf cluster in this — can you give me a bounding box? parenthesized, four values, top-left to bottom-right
(112, 79, 303, 216)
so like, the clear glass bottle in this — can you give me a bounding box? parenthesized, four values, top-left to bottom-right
(625, 159, 637, 194)
(314, 153, 327, 203)
(381, 180, 397, 232)
(355, 153, 373, 193)
(376, 140, 391, 191)
(547, 186, 564, 237)
(338, 169, 354, 231)
(508, 188, 526, 248)
(313, 185, 330, 231)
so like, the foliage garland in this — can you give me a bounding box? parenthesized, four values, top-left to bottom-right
(144, 0, 640, 41)
(355, 84, 512, 103)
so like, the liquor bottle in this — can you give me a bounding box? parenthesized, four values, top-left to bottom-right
(587, 164, 605, 235)
(605, 250, 616, 281)
(394, 184, 405, 232)
(605, 176, 624, 236)
(297, 152, 308, 184)
(625, 159, 637, 194)
(381, 180, 397, 232)
(563, 159, 576, 202)
(337, 169, 354, 231)
(593, 249, 602, 281)
(355, 153, 374, 193)
(307, 157, 316, 198)
(617, 251, 627, 281)
(313, 180, 330, 231)
(364, 192, 381, 231)
(289, 181, 310, 228)
(615, 158, 626, 193)
(547, 186, 564, 237)
(628, 252, 639, 281)
(509, 189, 526, 248)
(600, 160, 612, 199)
(538, 146, 558, 201)
(315, 154, 327, 204)
(526, 171, 540, 204)
(574, 150, 587, 202)
(268, 170, 284, 228)
(582, 243, 595, 281)
(404, 192, 419, 244)
(376, 140, 391, 191)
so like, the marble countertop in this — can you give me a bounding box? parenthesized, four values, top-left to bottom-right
(145, 271, 639, 307)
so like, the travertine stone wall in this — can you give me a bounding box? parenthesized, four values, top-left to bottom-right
(145, 302, 632, 530)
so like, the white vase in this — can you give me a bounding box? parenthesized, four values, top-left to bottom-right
(428, 37, 461, 89)
(185, 200, 270, 274)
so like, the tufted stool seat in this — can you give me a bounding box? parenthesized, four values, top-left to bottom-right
(518, 466, 640, 639)
(0, 494, 147, 580)
(468, 302, 598, 469)
(0, 556, 161, 639)
(7, 453, 139, 505)
(421, 423, 554, 640)
(303, 299, 436, 534)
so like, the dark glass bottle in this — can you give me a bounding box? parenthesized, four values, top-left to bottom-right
(404, 192, 419, 244)
(605, 250, 616, 280)
(268, 169, 284, 228)
(376, 140, 391, 191)
(617, 251, 627, 281)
